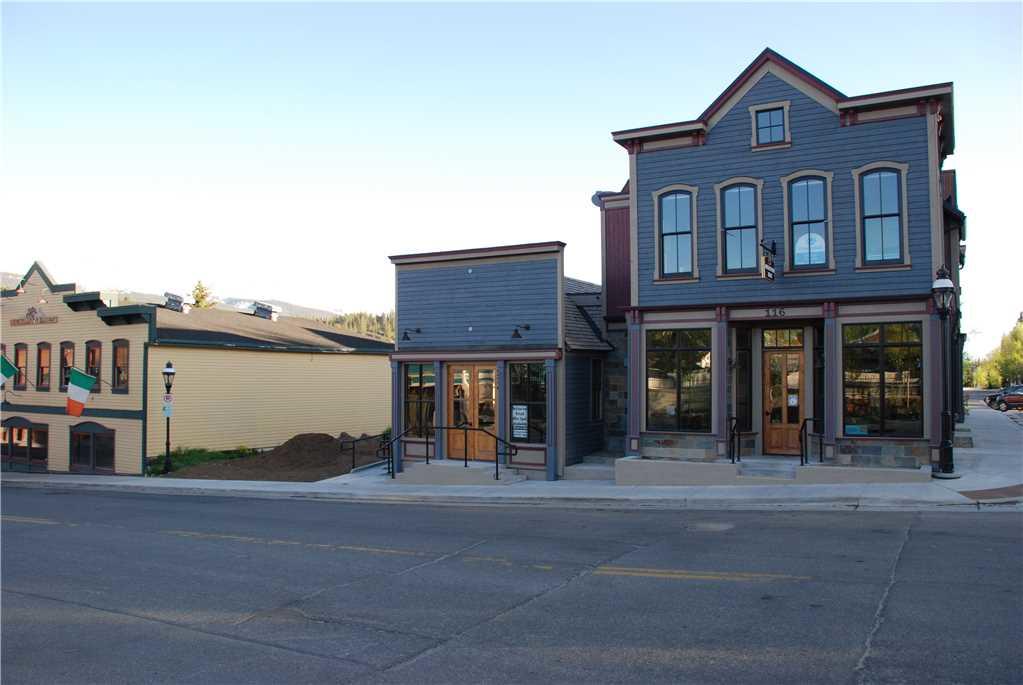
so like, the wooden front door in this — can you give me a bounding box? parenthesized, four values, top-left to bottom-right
(763, 349, 804, 455)
(446, 364, 498, 461)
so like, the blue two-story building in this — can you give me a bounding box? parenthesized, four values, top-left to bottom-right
(598, 48, 965, 471)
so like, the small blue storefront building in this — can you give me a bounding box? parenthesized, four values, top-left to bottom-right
(388, 242, 610, 480)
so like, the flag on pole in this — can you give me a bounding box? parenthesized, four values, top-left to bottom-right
(1, 355, 16, 387)
(66, 367, 97, 416)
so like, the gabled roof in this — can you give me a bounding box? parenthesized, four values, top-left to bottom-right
(612, 47, 954, 155)
(1, 261, 76, 298)
(564, 278, 612, 352)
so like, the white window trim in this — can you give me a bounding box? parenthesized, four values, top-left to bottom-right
(780, 169, 836, 273)
(748, 100, 791, 150)
(851, 161, 911, 269)
(652, 183, 700, 282)
(713, 176, 764, 278)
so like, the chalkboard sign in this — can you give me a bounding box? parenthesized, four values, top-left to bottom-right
(511, 404, 529, 441)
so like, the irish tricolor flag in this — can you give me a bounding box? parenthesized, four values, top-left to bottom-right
(66, 368, 97, 416)
(1, 355, 15, 387)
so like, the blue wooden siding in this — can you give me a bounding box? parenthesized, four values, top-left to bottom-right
(396, 258, 559, 350)
(636, 73, 934, 307)
(565, 352, 604, 462)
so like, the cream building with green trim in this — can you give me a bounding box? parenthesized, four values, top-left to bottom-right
(2, 262, 392, 475)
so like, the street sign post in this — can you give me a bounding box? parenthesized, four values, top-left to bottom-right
(162, 393, 174, 418)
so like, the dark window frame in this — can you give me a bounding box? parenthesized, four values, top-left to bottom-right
(645, 328, 713, 434)
(860, 169, 903, 265)
(734, 328, 753, 432)
(658, 190, 694, 278)
(508, 362, 547, 445)
(85, 340, 101, 393)
(111, 339, 129, 394)
(403, 363, 435, 439)
(755, 107, 785, 145)
(69, 421, 116, 473)
(788, 176, 829, 269)
(59, 341, 75, 391)
(590, 358, 604, 422)
(721, 184, 759, 274)
(1, 418, 49, 470)
(13, 343, 28, 390)
(36, 342, 51, 391)
(842, 322, 923, 438)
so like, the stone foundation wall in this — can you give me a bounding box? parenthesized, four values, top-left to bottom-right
(640, 432, 717, 460)
(832, 439, 930, 468)
(603, 327, 628, 454)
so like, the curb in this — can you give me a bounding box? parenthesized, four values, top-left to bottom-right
(4, 478, 1013, 512)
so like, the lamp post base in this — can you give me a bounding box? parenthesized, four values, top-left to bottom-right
(931, 471, 962, 480)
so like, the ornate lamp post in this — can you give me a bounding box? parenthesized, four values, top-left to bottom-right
(931, 268, 959, 479)
(162, 362, 176, 475)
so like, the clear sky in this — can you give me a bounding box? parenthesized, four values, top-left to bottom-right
(2, 2, 1020, 356)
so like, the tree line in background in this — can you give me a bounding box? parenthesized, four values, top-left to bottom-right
(328, 311, 395, 341)
(964, 319, 1023, 388)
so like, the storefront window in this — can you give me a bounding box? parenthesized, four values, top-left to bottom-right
(843, 322, 922, 437)
(70, 423, 115, 472)
(646, 329, 712, 433)
(509, 362, 546, 444)
(734, 329, 752, 432)
(404, 364, 435, 438)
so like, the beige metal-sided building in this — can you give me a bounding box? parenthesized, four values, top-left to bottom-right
(2, 262, 393, 474)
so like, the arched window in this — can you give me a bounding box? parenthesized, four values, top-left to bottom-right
(658, 190, 695, 277)
(60, 341, 75, 391)
(861, 169, 902, 263)
(789, 177, 828, 268)
(85, 340, 101, 393)
(36, 343, 51, 391)
(721, 184, 758, 273)
(112, 339, 129, 393)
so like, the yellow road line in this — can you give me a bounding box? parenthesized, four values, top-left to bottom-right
(594, 565, 810, 582)
(163, 530, 431, 557)
(1, 515, 61, 525)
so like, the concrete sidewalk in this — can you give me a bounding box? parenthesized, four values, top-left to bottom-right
(4, 398, 1020, 511)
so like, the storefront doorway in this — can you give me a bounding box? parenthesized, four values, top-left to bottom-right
(762, 329, 805, 455)
(446, 364, 498, 461)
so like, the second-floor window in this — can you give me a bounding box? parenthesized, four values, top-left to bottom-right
(862, 169, 902, 263)
(659, 191, 694, 277)
(85, 341, 101, 393)
(790, 177, 828, 268)
(112, 340, 129, 393)
(60, 342, 74, 391)
(36, 343, 51, 391)
(722, 184, 758, 273)
(14, 344, 28, 390)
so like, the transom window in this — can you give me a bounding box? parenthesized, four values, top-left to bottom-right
(659, 191, 693, 276)
(862, 170, 902, 263)
(722, 185, 758, 272)
(646, 329, 712, 433)
(756, 108, 785, 144)
(789, 178, 828, 267)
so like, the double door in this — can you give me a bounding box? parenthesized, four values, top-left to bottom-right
(447, 365, 498, 461)
(763, 349, 804, 455)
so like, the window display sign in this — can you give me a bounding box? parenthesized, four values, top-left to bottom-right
(511, 404, 529, 441)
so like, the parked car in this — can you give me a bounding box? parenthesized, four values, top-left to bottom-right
(994, 386, 1023, 412)
(986, 385, 1020, 408)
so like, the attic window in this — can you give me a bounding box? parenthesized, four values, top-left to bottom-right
(748, 101, 791, 150)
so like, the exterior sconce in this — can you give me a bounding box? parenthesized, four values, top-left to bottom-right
(401, 328, 421, 342)
(512, 324, 531, 339)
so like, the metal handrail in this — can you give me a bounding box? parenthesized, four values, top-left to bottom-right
(798, 417, 824, 466)
(388, 423, 521, 481)
(339, 432, 392, 474)
(373, 426, 423, 478)
(726, 416, 742, 464)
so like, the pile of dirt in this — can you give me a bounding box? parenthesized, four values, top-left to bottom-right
(169, 432, 387, 482)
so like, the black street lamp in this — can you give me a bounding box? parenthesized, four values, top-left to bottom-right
(931, 268, 960, 479)
(162, 362, 176, 475)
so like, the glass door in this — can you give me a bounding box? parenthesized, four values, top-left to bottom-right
(762, 329, 805, 455)
(445, 364, 498, 461)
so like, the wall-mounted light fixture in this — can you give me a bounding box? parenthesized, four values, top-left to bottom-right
(401, 327, 421, 342)
(511, 323, 531, 339)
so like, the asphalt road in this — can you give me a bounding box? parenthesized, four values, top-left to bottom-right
(2, 489, 1020, 684)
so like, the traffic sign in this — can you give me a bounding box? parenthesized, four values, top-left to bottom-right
(162, 394, 174, 418)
